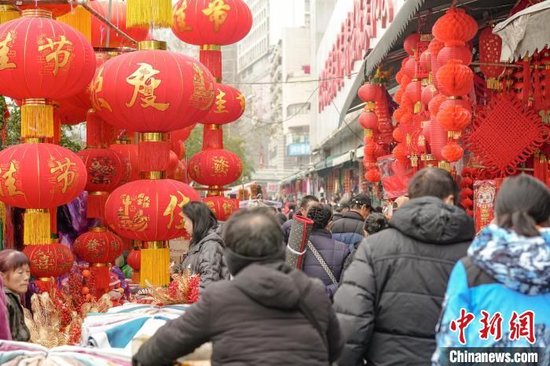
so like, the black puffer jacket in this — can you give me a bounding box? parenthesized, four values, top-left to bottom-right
(180, 229, 229, 289)
(133, 262, 343, 366)
(331, 211, 365, 250)
(333, 197, 475, 366)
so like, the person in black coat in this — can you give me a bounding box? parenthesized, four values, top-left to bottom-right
(133, 207, 343, 366)
(281, 195, 319, 243)
(303, 204, 350, 298)
(333, 167, 475, 366)
(331, 194, 372, 251)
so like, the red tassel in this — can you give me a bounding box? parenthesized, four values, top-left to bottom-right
(200, 47, 222, 82)
(34, 278, 55, 293)
(91, 264, 110, 298)
(522, 58, 530, 106)
(203, 125, 223, 150)
(138, 140, 170, 173)
(87, 192, 109, 219)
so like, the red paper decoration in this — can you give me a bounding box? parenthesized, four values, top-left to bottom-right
(23, 243, 74, 278)
(437, 45, 472, 66)
(479, 27, 505, 89)
(203, 84, 245, 125)
(0, 143, 87, 208)
(105, 179, 200, 241)
(188, 149, 243, 187)
(203, 195, 239, 222)
(358, 82, 382, 102)
(359, 111, 379, 130)
(403, 33, 422, 56)
(436, 104, 472, 134)
(436, 60, 474, 97)
(365, 168, 381, 183)
(441, 141, 464, 162)
(77, 148, 124, 193)
(90, 48, 216, 132)
(432, 8, 478, 45)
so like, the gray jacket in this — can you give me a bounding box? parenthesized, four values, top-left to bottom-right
(180, 229, 229, 288)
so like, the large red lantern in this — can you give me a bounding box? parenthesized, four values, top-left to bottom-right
(171, 0, 252, 79)
(90, 44, 216, 133)
(110, 142, 139, 184)
(23, 242, 74, 292)
(18, 2, 72, 18)
(74, 226, 124, 296)
(203, 84, 245, 125)
(432, 8, 478, 45)
(105, 179, 200, 241)
(89, 0, 149, 48)
(0, 143, 87, 208)
(188, 149, 243, 187)
(0, 10, 95, 138)
(203, 195, 239, 222)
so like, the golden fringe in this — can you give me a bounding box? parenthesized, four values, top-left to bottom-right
(0, 6, 20, 24)
(21, 103, 54, 139)
(24, 209, 51, 245)
(126, 0, 172, 28)
(57, 6, 91, 42)
(140, 247, 170, 287)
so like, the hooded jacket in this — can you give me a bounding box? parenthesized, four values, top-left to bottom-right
(180, 229, 229, 288)
(433, 226, 550, 366)
(333, 196, 475, 366)
(133, 261, 343, 366)
(331, 211, 366, 250)
(4, 288, 30, 342)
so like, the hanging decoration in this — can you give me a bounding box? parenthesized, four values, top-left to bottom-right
(478, 26, 506, 90)
(23, 242, 74, 292)
(126, 0, 172, 28)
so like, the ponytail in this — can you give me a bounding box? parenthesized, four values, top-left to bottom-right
(510, 211, 539, 237)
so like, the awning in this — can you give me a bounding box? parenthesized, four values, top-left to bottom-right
(493, 0, 550, 61)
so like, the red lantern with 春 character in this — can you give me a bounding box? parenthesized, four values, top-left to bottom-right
(0, 9, 95, 139)
(23, 243, 74, 292)
(171, 0, 252, 79)
(203, 195, 239, 222)
(104, 179, 200, 241)
(73, 226, 124, 297)
(188, 149, 243, 187)
(0, 143, 87, 209)
(203, 84, 245, 125)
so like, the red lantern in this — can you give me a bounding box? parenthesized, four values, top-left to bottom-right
(402, 57, 417, 79)
(0, 10, 96, 138)
(392, 143, 408, 162)
(89, 0, 149, 48)
(54, 101, 88, 125)
(436, 60, 474, 97)
(23, 243, 74, 278)
(167, 151, 180, 179)
(441, 141, 464, 162)
(90, 47, 216, 133)
(428, 94, 447, 117)
(358, 83, 382, 102)
(404, 80, 423, 113)
(403, 33, 421, 56)
(172, 0, 252, 79)
(432, 8, 478, 45)
(479, 27, 505, 89)
(203, 83, 245, 125)
(0, 143, 87, 208)
(359, 111, 378, 131)
(365, 168, 381, 183)
(421, 84, 438, 106)
(74, 226, 124, 295)
(110, 142, 139, 184)
(188, 149, 243, 187)
(171, 124, 196, 145)
(203, 195, 239, 222)
(127, 249, 141, 271)
(437, 45, 472, 67)
(437, 104, 472, 136)
(105, 179, 200, 241)
(78, 149, 124, 193)
(393, 127, 404, 143)
(18, 2, 72, 17)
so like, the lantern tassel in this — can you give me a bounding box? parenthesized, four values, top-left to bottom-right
(0, 5, 20, 24)
(138, 139, 170, 173)
(91, 264, 110, 297)
(24, 209, 51, 245)
(57, 6, 91, 41)
(21, 102, 54, 139)
(200, 47, 222, 82)
(132, 270, 140, 284)
(126, 0, 172, 28)
(140, 246, 170, 287)
(34, 278, 54, 294)
(50, 208, 57, 237)
(87, 192, 109, 219)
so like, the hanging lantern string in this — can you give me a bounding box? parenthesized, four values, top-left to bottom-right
(77, 0, 137, 46)
(471, 61, 548, 70)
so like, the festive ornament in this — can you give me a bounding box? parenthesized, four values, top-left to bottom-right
(436, 104, 472, 137)
(432, 8, 478, 45)
(126, 0, 172, 28)
(441, 141, 464, 162)
(358, 82, 382, 103)
(437, 45, 472, 66)
(436, 60, 474, 97)
(365, 168, 381, 183)
(403, 33, 422, 56)
(479, 26, 505, 89)
(188, 149, 243, 187)
(23, 242, 74, 279)
(203, 83, 245, 125)
(109, 142, 139, 184)
(203, 195, 239, 222)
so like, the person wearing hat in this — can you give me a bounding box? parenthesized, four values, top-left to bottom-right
(331, 194, 372, 252)
(133, 207, 343, 366)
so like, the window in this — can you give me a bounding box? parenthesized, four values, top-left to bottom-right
(287, 102, 311, 116)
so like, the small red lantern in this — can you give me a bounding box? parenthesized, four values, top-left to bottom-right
(203, 84, 245, 125)
(421, 84, 438, 106)
(441, 141, 464, 162)
(74, 226, 124, 296)
(127, 249, 141, 271)
(0, 143, 87, 208)
(437, 104, 471, 138)
(393, 127, 404, 143)
(403, 33, 421, 56)
(436, 60, 474, 97)
(432, 8, 478, 45)
(479, 27, 505, 89)
(105, 179, 200, 241)
(188, 149, 243, 187)
(392, 143, 408, 162)
(365, 168, 381, 183)
(359, 111, 378, 131)
(437, 45, 472, 67)
(428, 94, 447, 117)
(89, 0, 149, 48)
(203, 195, 239, 222)
(358, 83, 382, 103)
(404, 80, 423, 113)
(23, 243, 74, 278)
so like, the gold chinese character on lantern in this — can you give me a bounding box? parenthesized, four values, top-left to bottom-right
(90, 67, 113, 112)
(189, 63, 214, 111)
(38, 35, 73, 76)
(0, 162, 24, 197)
(49, 157, 76, 193)
(214, 90, 228, 114)
(34, 249, 52, 270)
(222, 201, 233, 216)
(237, 93, 245, 111)
(0, 31, 16, 71)
(86, 238, 101, 253)
(126, 63, 170, 111)
(212, 156, 229, 176)
(163, 192, 190, 229)
(118, 194, 150, 232)
(202, 0, 231, 32)
(175, 0, 192, 32)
